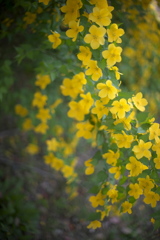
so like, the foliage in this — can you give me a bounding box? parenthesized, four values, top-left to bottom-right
(1, 0, 160, 237)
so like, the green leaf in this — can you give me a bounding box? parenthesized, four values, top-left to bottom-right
(97, 131, 104, 146)
(128, 196, 136, 204)
(136, 112, 149, 123)
(88, 211, 101, 221)
(118, 91, 134, 99)
(97, 170, 108, 182)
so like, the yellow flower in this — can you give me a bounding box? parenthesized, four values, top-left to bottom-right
(89, 7, 112, 26)
(110, 66, 122, 80)
(84, 25, 106, 49)
(72, 72, 87, 86)
(121, 201, 132, 214)
(113, 131, 134, 148)
(103, 150, 120, 166)
(109, 166, 121, 179)
(80, 92, 94, 114)
(34, 122, 48, 134)
(149, 123, 160, 143)
(126, 156, 148, 177)
(26, 144, 39, 155)
(61, 165, 74, 178)
(76, 121, 93, 139)
(67, 101, 85, 121)
(77, 46, 92, 65)
(153, 157, 160, 169)
(44, 152, 55, 165)
(15, 104, 28, 117)
(60, 0, 82, 24)
(36, 108, 51, 122)
(143, 191, 160, 207)
(89, 192, 105, 208)
(110, 98, 131, 119)
(60, 77, 82, 99)
(107, 188, 118, 203)
(150, 218, 155, 224)
(90, 0, 114, 11)
(132, 139, 152, 159)
(152, 142, 160, 155)
(102, 43, 122, 67)
(51, 157, 64, 171)
(46, 138, 59, 151)
(48, 32, 62, 49)
(66, 20, 84, 41)
(114, 111, 135, 131)
(35, 74, 51, 89)
(23, 12, 36, 25)
(128, 183, 143, 199)
(84, 159, 95, 175)
(85, 60, 102, 81)
(32, 92, 48, 108)
(138, 175, 154, 193)
(107, 23, 124, 43)
(87, 220, 102, 229)
(38, 0, 50, 5)
(91, 100, 108, 119)
(22, 118, 33, 131)
(97, 80, 118, 99)
(132, 92, 148, 112)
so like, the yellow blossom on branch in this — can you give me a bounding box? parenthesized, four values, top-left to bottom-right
(113, 131, 134, 148)
(60, 0, 82, 24)
(26, 143, 39, 155)
(107, 187, 118, 203)
(77, 46, 92, 65)
(80, 92, 94, 114)
(32, 92, 48, 108)
(97, 80, 118, 99)
(35, 74, 51, 89)
(132, 92, 148, 112)
(60, 77, 83, 99)
(132, 139, 152, 159)
(89, 192, 105, 208)
(138, 175, 154, 193)
(103, 150, 120, 166)
(76, 121, 93, 139)
(121, 201, 132, 214)
(107, 23, 125, 43)
(48, 32, 62, 49)
(128, 183, 143, 199)
(149, 123, 160, 143)
(15, 104, 28, 117)
(126, 156, 148, 177)
(66, 20, 84, 41)
(102, 43, 122, 67)
(67, 100, 85, 121)
(84, 25, 106, 49)
(46, 138, 59, 151)
(153, 157, 160, 169)
(23, 12, 36, 25)
(85, 60, 102, 81)
(36, 108, 51, 122)
(87, 220, 102, 229)
(34, 122, 48, 134)
(84, 159, 95, 175)
(109, 166, 121, 179)
(22, 118, 33, 131)
(110, 98, 131, 119)
(143, 191, 160, 207)
(91, 100, 109, 119)
(89, 7, 112, 26)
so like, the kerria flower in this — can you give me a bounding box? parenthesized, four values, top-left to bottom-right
(84, 25, 106, 49)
